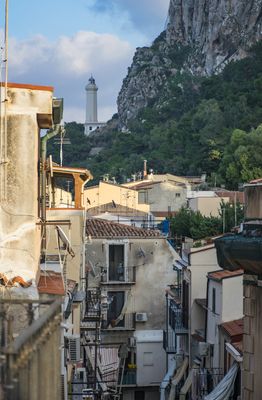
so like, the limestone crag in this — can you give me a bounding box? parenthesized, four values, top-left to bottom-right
(167, 0, 262, 75)
(117, 0, 262, 126)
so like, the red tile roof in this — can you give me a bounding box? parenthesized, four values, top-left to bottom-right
(86, 218, 162, 238)
(208, 269, 243, 281)
(220, 318, 243, 339)
(38, 272, 65, 295)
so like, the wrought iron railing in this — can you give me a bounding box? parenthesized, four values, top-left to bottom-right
(101, 266, 136, 284)
(122, 370, 136, 385)
(163, 330, 176, 353)
(102, 313, 135, 330)
(169, 300, 188, 332)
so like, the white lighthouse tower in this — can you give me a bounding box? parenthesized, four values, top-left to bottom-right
(84, 76, 105, 135)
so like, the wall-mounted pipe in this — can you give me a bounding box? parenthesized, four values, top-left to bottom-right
(40, 124, 62, 250)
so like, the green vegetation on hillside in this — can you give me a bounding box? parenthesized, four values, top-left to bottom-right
(47, 43, 262, 188)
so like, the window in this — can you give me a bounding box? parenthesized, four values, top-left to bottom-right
(212, 288, 216, 313)
(176, 193, 181, 197)
(89, 126, 92, 131)
(106, 291, 125, 328)
(138, 190, 148, 204)
(109, 244, 125, 281)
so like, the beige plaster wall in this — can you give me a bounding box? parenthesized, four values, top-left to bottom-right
(86, 238, 179, 330)
(84, 181, 150, 213)
(0, 86, 53, 281)
(189, 196, 229, 217)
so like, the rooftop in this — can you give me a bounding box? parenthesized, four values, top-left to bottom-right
(86, 218, 162, 238)
(208, 269, 243, 281)
(220, 318, 243, 339)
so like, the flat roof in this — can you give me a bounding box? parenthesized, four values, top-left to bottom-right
(0, 82, 54, 92)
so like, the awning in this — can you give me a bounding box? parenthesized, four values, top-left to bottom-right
(168, 357, 189, 400)
(204, 363, 239, 400)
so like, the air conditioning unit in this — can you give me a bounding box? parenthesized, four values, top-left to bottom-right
(135, 312, 148, 322)
(128, 337, 136, 347)
(198, 342, 210, 357)
(68, 334, 81, 363)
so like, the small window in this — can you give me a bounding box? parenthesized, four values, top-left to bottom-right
(212, 288, 216, 313)
(176, 193, 181, 197)
(89, 126, 92, 131)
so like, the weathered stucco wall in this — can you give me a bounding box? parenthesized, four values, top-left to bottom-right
(0, 85, 53, 282)
(86, 237, 178, 330)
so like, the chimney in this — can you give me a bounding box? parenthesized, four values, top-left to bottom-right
(143, 160, 147, 179)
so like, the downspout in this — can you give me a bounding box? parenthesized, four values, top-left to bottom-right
(204, 276, 210, 368)
(188, 254, 192, 367)
(40, 124, 62, 251)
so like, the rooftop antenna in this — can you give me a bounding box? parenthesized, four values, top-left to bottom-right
(54, 125, 70, 166)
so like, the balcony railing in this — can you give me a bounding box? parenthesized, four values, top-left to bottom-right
(169, 301, 188, 333)
(102, 313, 135, 330)
(101, 266, 136, 284)
(163, 330, 176, 353)
(122, 370, 136, 385)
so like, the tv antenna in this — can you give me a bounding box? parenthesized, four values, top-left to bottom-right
(54, 126, 71, 166)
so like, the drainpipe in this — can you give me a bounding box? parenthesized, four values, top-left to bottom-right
(40, 124, 62, 251)
(188, 256, 192, 367)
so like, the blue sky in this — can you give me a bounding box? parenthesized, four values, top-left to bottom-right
(1, 0, 169, 122)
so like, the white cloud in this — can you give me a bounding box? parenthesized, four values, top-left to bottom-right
(7, 31, 134, 122)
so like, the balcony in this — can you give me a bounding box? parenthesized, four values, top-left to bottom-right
(122, 369, 136, 385)
(169, 301, 188, 334)
(163, 330, 176, 353)
(102, 313, 135, 331)
(101, 266, 136, 284)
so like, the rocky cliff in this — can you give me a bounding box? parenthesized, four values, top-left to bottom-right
(117, 0, 262, 125)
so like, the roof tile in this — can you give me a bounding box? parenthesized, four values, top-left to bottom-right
(86, 218, 162, 238)
(208, 269, 243, 281)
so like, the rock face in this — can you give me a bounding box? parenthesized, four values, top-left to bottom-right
(117, 0, 262, 125)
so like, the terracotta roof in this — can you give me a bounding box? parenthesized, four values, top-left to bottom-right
(86, 218, 162, 238)
(233, 341, 243, 353)
(87, 203, 148, 217)
(208, 269, 243, 281)
(38, 272, 65, 295)
(220, 318, 243, 339)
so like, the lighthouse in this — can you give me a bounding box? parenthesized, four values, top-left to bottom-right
(84, 76, 105, 135)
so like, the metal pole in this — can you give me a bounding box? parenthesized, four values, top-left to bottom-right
(3, 0, 9, 200)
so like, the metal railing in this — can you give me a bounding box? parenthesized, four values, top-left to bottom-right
(101, 266, 136, 284)
(122, 370, 136, 385)
(169, 301, 188, 332)
(191, 368, 227, 399)
(102, 313, 135, 330)
(163, 330, 176, 353)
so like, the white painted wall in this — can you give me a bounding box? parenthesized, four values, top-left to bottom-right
(135, 330, 166, 386)
(222, 276, 243, 322)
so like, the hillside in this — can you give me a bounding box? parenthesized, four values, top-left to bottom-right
(47, 42, 262, 189)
